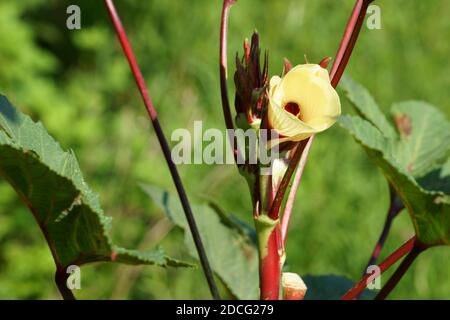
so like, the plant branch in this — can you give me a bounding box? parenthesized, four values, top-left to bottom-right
(375, 242, 426, 300)
(330, 0, 374, 87)
(259, 225, 283, 300)
(341, 236, 416, 300)
(280, 136, 314, 244)
(103, 0, 220, 300)
(269, 139, 308, 220)
(55, 268, 75, 300)
(363, 186, 402, 274)
(220, 0, 240, 163)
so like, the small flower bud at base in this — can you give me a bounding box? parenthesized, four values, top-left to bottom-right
(282, 272, 307, 300)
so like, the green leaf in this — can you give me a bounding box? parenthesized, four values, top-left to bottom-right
(303, 275, 376, 300)
(341, 77, 450, 178)
(391, 101, 450, 177)
(340, 76, 397, 139)
(207, 200, 257, 246)
(340, 115, 450, 246)
(141, 184, 259, 299)
(340, 78, 450, 246)
(0, 95, 191, 270)
(418, 157, 450, 194)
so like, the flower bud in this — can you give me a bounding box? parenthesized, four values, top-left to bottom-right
(234, 32, 269, 125)
(282, 272, 307, 300)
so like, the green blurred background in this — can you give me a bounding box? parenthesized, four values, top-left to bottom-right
(0, 0, 449, 299)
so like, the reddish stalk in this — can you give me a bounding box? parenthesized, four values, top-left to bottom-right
(220, 0, 240, 164)
(341, 236, 416, 300)
(330, 0, 374, 87)
(363, 186, 402, 274)
(259, 226, 283, 300)
(103, 0, 220, 300)
(218, 0, 282, 300)
(375, 242, 426, 300)
(269, 140, 308, 220)
(280, 136, 314, 244)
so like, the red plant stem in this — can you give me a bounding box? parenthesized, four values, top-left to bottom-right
(220, 0, 240, 163)
(269, 140, 308, 220)
(280, 136, 314, 244)
(103, 0, 220, 300)
(259, 226, 283, 300)
(330, 0, 374, 87)
(363, 187, 402, 274)
(341, 236, 416, 300)
(375, 243, 426, 300)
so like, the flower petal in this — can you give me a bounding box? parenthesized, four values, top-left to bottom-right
(268, 63, 341, 144)
(268, 98, 317, 141)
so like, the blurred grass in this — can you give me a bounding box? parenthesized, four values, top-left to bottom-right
(0, 0, 449, 299)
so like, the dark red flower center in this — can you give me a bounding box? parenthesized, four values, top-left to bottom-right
(284, 102, 300, 116)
